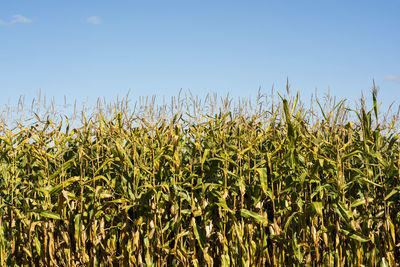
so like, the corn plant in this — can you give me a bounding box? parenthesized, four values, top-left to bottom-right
(0, 88, 399, 266)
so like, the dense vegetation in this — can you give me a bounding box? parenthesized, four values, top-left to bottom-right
(0, 89, 399, 266)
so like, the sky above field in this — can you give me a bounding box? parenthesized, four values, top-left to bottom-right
(1, 0, 399, 111)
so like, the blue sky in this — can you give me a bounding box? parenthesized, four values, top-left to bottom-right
(1, 0, 399, 110)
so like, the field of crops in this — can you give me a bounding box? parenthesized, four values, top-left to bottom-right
(0, 89, 399, 266)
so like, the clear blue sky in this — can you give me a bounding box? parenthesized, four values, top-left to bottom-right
(1, 0, 399, 110)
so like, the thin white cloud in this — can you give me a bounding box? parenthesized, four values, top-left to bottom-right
(87, 16, 102, 24)
(384, 75, 400, 83)
(0, 14, 32, 25)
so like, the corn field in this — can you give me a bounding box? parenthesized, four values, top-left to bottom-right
(0, 88, 399, 266)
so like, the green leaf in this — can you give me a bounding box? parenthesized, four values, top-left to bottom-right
(257, 168, 268, 194)
(201, 149, 210, 165)
(48, 159, 75, 180)
(293, 232, 303, 262)
(312, 202, 323, 217)
(384, 187, 399, 201)
(191, 217, 204, 249)
(40, 211, 61, 220)
(351, 196, 374, 207)
(340, 227, 369, 242)
(284, 211, 299, 232)
(240, 209, 268, 226)
(49, 176, 81, 196)
(334, 203, 352, 222)
(34, 236, 41, 256)
(221, 253, 230, 267)
(380, 257, 389, 267)
(74, 214, 82, 244)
